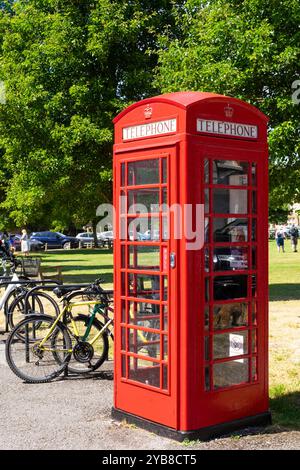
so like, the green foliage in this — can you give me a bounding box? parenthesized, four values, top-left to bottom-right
(268, 203, 290, 224)
(0, 0, 180, 230)
(155, 0, 300, 208)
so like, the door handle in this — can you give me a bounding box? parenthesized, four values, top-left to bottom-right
(170, 252, 176, 269)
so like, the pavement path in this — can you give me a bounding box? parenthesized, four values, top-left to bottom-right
(1, 339, 300, 450)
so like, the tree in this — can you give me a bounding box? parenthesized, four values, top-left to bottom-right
(0, 0, 181, 233)
(154, 0, 300, 212)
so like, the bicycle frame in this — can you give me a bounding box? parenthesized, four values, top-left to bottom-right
(38, 299, 113, 353)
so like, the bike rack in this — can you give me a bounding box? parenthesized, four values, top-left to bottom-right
(0, 280, 61, 334)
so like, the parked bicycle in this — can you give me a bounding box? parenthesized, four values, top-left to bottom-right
(0, 252, 60, 333)
(5, 279, 114, 382)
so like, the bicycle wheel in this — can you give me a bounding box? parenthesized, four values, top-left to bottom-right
(8, 291, 60, 332)
(5, 315, 72, 383)
(53, 314, 109, 374)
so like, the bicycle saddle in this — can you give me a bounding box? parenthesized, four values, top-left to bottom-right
(53, 286, 79, 298)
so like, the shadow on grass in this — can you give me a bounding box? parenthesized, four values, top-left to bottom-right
(53, 265, 113, 272)
(62, 272, 113, 284)
(270, 388, 300, 430)
(269, 284, 300, 301)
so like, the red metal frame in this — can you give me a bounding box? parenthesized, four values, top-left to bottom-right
(113, 92, 269, 435)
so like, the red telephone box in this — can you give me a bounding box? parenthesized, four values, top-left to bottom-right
(112, 91, 271, 440)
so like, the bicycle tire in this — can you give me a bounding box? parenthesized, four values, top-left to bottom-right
(5, 314, 72, 383)
(53, 314, 109, 374)
(8, 290, 60, 332)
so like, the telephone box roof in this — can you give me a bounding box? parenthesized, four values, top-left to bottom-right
(113, 91, 268, 124)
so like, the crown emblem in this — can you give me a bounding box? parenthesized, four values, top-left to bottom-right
(224, 104, 234, 118)
(144, 105, 153, 119)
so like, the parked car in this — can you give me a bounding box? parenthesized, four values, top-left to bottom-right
(76, 232, 95, 246)
(140, 229, 160, 241)
(98, 230, 114, 246)
(30, 231, 79, 249)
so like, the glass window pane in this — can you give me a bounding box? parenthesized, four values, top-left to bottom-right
(163, 335, 168, 360)
(129, 245, 160, 270)
(121, 163, 125, 186)
(121, 245, 126, 268)
(252, 163, 257, 186)
(121, 272, 126, 296)
(162, 305, 168, 331)
(213, 247, 248, 271)
(162, 187, 167, 205)
(162, 215, 169, 241)
(128, 301, 160, 330)
(252, 357, 258, 381)
(205, 248, 210, 272)
(162, 158, 167, 183)
(205, 189, 209, 213)
(213, 160, 248, 185)
(213, 275, 248, 300)
(129, 329, 160, 359)
(121, 300, 127, 323)
(205, 278, 210, 302)
(213, 218, 248, 242)
(121, 327, 126, 350)
(128, 159, 159, 186)
(129, 273, 161, 300)
(252, 218, 257, 241)
(252, 247, 257, 269)
(162, 364, 168, 390)
(205, 217, 210, 243)
(252, 275, 257, 297)
(128, 356, 160, 388)
(204, 159, 209, 184)
(163, 276, 168, 301)
(252, 191, 257, 213)
(213, 188, 248, 214)
(213, 330, 248, 359)
(213, 359, 249, 389)
(252, 301, 257, 325)
(128, 216, 160, 241)
(128, 189, 160, 214)
(120, 190, 126, 214)
(204, 305, 209, 330)
(121, 355, 127, 378)
(213, 302, 248, 330)
(205, 366, 210, 391)
(252, 329, 257, 353)
(204, 336, 210, 361)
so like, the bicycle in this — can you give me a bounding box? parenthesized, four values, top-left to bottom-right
(5, 280, 114, 382)
(0, 252, 60, 333)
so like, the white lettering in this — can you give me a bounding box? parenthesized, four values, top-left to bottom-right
(122, 118, 177, 141)
(197, 119, 258, 139)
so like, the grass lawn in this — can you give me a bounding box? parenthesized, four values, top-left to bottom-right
(39, 248, 114, 287)
(269, 239, 300, 429)
(2, 241, 300, 429)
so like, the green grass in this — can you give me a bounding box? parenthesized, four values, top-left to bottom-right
(36, 248, 113, 287)
(269, 239, 300, 301)
(268, 239, 300, 429)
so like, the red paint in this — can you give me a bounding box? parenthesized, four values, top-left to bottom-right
(113, 91, 269, 432)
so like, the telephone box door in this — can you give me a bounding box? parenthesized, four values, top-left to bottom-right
(114, 146, 178, 428)
(199, 144, 268, 426)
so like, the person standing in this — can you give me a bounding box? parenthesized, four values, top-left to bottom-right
(290, 224, 299, 252)
(21, 229, 30, 256)
(275, 225, 285, 253)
